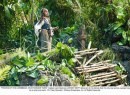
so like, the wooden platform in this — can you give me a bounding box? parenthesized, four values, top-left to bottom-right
(74, 48, 127, 86)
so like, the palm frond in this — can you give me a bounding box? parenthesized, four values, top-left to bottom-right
(0, 65, 11, 82)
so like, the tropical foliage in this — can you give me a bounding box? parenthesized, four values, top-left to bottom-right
(0, 0, 129, 86)
(0, 42, 79, 86)
(0, 0, 130, 50)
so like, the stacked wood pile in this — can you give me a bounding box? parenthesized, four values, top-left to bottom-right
(74, 48, 127, 86)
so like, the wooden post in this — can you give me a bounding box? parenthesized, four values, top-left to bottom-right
(79, 25, 86, 50)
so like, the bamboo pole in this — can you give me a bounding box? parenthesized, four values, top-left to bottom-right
(74, 48, 97, 54)
(75, 56, 83, 59)
(84, 50, 104, 66)
(86, 73, 117, 80)
(78, 51, 96, 56)
(79, 50, 103, 56)
(76, 59, 82, 65)
(93, 77, 117, 83)
(78, 64, 116, 73)
(89, 60, 111, 65)
(76, 63, 116, 70)
(83, 57, 87, 65)
(86, 71, 116, 79)
(94, 78, 120, 86)
(75, 55, 82, 57)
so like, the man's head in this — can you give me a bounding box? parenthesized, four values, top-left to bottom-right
(41, 8, 49, 17)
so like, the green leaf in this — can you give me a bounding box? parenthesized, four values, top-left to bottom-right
(113, 22, 123, 31)
(68, 58, 76, 67)
(68, 38, 73, 44)
(122, 31, 126, 39)
(37, 76, 49, 85)
(16, 80, 20, 85)
(17, 67, 26, 72)
(12, 56, 24, 68)
(61, 59, 67, 66)
(36, 52, 45, 61)
(0, 65, 11, 82)
(0, 50, 3, 55)
(115, 64, 124, 74)
(37, 65, 45, 70)
(128, 37, 130, 41)
(26, 57, 34, 67)
(4, 6, 11, 18)
(26, 70, 38, 78)
(26, 65, 37, 71)
(56, 42, 63, 48)
(117, 42, 123, 46)
(115, 28, 123, 35)
(116, 6, 126, 20)
(60, 66, 73, 78)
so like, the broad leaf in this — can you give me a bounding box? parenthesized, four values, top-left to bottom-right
(26, 70, 38, 78)
(4, 6, 11, 18)
(26, 58, 34, 67)
(37, 76, 48, 85)
(68, 58, 76, 67)
(122, 31, 126, 40)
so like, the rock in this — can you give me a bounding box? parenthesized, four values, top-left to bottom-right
(111, 34, 122, 43)
(19, 73, 38, 86)
(120, 61, 130, 85)
(112, 43, 130, 60)
(112, 43, 130, 53)
(48, 74, 71, 86)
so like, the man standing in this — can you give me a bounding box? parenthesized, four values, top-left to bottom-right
(34, 8, 58, 52)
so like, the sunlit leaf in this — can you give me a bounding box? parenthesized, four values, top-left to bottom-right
(26, 70, 38, 78)
(37, 65, 45, 70)
(122, 31, 126, 39)
(12, 56, 24, 68)
(26, 57, 34, 67)
(37, 76, 48, 85)
(68, 58, 76, 67)
(17, 67, 26, 72)
(117, 42, 123, 46)
(4, 6, 11, 18)
(128, 37, 130, 41)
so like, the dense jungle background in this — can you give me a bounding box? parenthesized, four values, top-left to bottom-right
(0, 0, 130, 86)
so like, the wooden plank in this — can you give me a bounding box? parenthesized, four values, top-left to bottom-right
(76, 63, 110, 70)
(86, 71, 116, 79)
(77, 64, 116, 72)
(79, 65, 116, 73)
(76, 60, 112, 69)
(89, 60, 111, 65)
(86, 73, 117, 80)
(94, 78, 120, 86)
(80, 50, 106, 56)
(93, 77, 117, 83)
